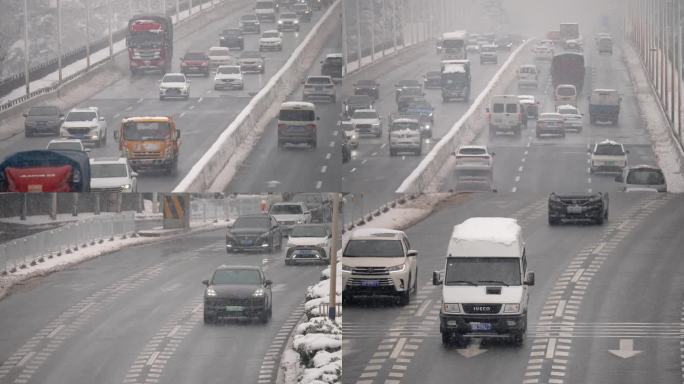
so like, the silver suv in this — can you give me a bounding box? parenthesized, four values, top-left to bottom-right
(302, 76, 336, 103)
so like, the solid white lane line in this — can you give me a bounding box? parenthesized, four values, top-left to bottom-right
(47, 324, 65, 338)
(16, 352, 35, 367)
(189, 105, 195, 110)
(524, 150, 529, 155)
(361, 159, 367, 164)
(588, 178, 592, 183)
(372, 152, 377, 156)
(545, 338, 557, 359)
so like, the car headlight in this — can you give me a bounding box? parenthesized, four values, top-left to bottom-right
(341, 264, 352, 271)
(91, 135, 99, 140)
(206, 287, 217, 297)
(588, 194, 602, 202)
(253, 288, 265, 297)
(503, 303, 521, 313)
(352, 133, 358, 140)
(296, 218, 305, 224)
(388, 263, 405, 272)
(372, 122, 380, 126)
(443, 303, 461, 313)
(294, 20, 299, 23)
(220, 37, 225, 40)
(278, 20, 283, 24)
(121, 184, 132, 192)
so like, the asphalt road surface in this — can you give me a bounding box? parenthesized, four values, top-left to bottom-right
(0, 229, 325, 384)
(0, 0, 331, 193)
(343, 191, 684, 384)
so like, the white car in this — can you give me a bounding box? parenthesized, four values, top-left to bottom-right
(268, 202, 311, 235)
(557, 104, 583, 132)
(517, 64, 538, 88)
(285, 224, 331, 265)
(533, 45, 554, 61)
(207, 46, 234, 70)
(452, 145, 494, 190)
(350, 109, 382, 137)
(339, 120, 358, 148)
(277, 12, 300, 32)
(214, 65, 244, 90)
(60, 107, 107, 147)
(259, 30, 283, 51)
(590, 140, 628, 174)
(302, 75, 336, 103)
(89, 157, 138, 192)
(341, 227, 418, 306)
(159, 73, 190, 100)
(388, 115, 422, 156)
(46, 138, 89, 153)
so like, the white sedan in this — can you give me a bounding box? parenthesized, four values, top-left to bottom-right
(259, 30, 283, 51)
(159, 73, 190, 100)
(214, 65, 244, 90)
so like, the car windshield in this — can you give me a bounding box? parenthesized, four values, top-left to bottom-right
(242, 15, 257, 21)
(292, 4, 307, 10)
(122, 121, 172, 140)
(65, 111, 96, 121)
(29, 106, 59, 116)
(341, 122, 355, 131)
(212, 269, 261, 285)
(343, 239, 404, 257)
(91, 164, 128, 178)
(558, 87, 576, 96)
(290, 225, 327, 237)
(233, 217, 269, 229)
(443, 40, 464, 49)
(459, 147, 487, 155)
(241, 51, 261, 58)
(218, 66, 240, 74)
(184, 52, 206, 60)
(558, 107, 578, 114)
(626, 169, 665, 185)
(325, 57, 344, 66)
(307, 77, 331, 84)
(347, 96, 371, 105)
(47, 142, 82, 151)
(594, 144, 624, 156)
(209, 48, 230, 56)
(352, 111, 378, 119)
(270, 204, 303, 214)
(356, 80, 377, 86)
(398, 81, 420, 87)
(280, 109, 315, 121)
(445, 257, 521, 286)
(255, 1, 274, 9)
(263, 31, 279, 38)
(163, 75, 185, 83)
(223, 29, 240, 35)
(282, 13, 297, 18)
(391, 122, 419, 131)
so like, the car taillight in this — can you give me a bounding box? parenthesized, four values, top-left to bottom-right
(307, 124, 316, 131)
(201, 62, 208, 66)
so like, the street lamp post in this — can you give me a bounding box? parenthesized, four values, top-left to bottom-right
(57, 0, 62, 84)
(327, 193, 340, 321)
(86, 0, 91, 70)
(23, 0, 29, 95)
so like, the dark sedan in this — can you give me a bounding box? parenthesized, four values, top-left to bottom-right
(23, 105, 64, 137)
(219, 28, 244, 50)
(239, 14, 261, 34)
(225, 214, 283, 253)
(291, 3, 312, 21)
(202, 265, 272, 323)
(548, 192, 609, 225)
(353, 79, 380, 100)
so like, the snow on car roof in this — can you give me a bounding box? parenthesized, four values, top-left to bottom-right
(350, 227, 404, 239)
(597, 139, 621, 146)
(443, 64, 465, 74)
(451, 217, 520, 246)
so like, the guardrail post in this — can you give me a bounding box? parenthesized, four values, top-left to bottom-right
(189, 0, 193, 17)
(176, 0, 180, 22)
(370, 0, 375, 61)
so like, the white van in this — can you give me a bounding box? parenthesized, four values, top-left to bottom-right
(432, 217, 535, 346)
(255, 0, 277, 22)
(517, 64, 538, 88)
(277, 101, 319, 149)
(487, 95, 524, 136)
(555, 84, 577, 106)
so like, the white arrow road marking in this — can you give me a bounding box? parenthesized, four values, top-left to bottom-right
(609, 339, 642, 359)
(457, 338, 488, 358)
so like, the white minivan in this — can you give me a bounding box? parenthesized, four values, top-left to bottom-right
(517, 64, 538, 88)
(433, 217, 535, 346)
(487, 95, 524, 136)
(555, 84, 577, 106)
(255, 0, 277, 22)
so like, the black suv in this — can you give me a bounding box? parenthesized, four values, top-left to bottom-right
(226, 214, 283, 253)
(320, 54, 343, 82)
(219, 28, 244, 50)
(239, 14, 261, 34)
(548, 192, 609, 225)
(353, 79, 380, 100)
(202, 265, 272, 323)
(343, 95, 373, 118)
(23, 105, 64, 137)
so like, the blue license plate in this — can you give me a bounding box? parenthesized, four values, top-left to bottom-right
(470, 322, 492, 331)
(361, 280, 379, 287)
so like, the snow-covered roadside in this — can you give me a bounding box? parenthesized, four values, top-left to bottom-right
(622, 43, 684, 193)
(0, 220, 226, 301)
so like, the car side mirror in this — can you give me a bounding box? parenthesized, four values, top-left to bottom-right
(525, 271, 535, 286)
(615, 175, 624, 182)
(176, 130, 181, 138)
(202, 279, 209, 286)
(432, 271, 443, 286)
(407, 249, 417, 257)
(491, 152, 496, 156)
(264, 280, 272, 287)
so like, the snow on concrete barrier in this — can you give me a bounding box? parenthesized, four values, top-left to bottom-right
(174, 1, 341, 193)
(396, 39, 534, 194)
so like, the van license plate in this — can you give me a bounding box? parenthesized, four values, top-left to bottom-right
(567, 205, 583, 214)
(361, 280, 379, 287)
(225, 306, 243, 312)
(470, 322, 492, 331)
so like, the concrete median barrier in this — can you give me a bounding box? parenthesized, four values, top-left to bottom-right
(174, 1, 341, 192)
(396, 39, 534, 194)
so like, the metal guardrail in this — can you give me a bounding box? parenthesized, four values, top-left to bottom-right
(0, 212, 137, 275)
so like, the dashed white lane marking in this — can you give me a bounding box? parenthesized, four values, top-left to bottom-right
(361, 159, 367, 164)
(189, 105, 195, 110)
(321, 165, 327, 173)
(554, 300, 567, 318)
(371, 151, 378, 156)
(179, 112, 186, 118)
(521, 157, 526, 163)
(512, 186, 518, 192)
(570, 269, 585, 283)
(515, 176, 521, 182)
(15, 352, 35, 367)
(329, 141, 335, 147)
(380, 143, 386, 149)
(46, 325, 65, 338)
(125, 106, 133, 111)
(113, 113, 120, 118)
(315, 181, 322, 189)
(518, 166, 524, 172)
(198, 97, 204, 103)
(545, 338, 557, 359)
(325, 153, 331, 160)
(350, 168, 356, 173)
(137, 98, 143, 103)
(146, 351, 160, 366)
(587, 177, 592, 184)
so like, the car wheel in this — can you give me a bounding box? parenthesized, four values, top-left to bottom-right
(595, 215, 604, 225)
(398, 285, 410, 306)
(548, 216, 560, 226)
(512, 330, 525, 347)
(203, 312, 214, 324)
(24, 129, 32, 138)
(441, 332, 452, 346)
(259, 309, 269, 323)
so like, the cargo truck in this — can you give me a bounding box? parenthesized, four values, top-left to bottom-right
(126, 15, 173, 75)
